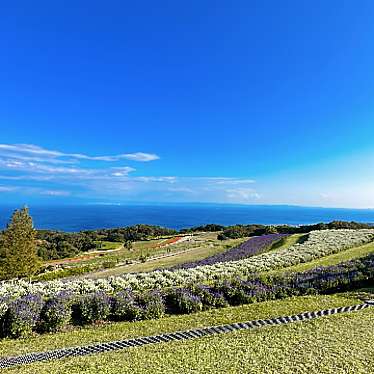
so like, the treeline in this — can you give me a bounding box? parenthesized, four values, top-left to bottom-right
(36, 231, 99, 260)
(35, 224, 178, 260)
(180, 224, 226, 233)
(95, 224, 177, 242)
(216, 221, 373, 240)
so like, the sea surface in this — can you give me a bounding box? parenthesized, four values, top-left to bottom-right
(1, 204, 374, 232)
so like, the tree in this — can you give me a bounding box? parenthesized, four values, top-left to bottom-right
(124, 239, 133, 251)
(0, 207, 41, 279)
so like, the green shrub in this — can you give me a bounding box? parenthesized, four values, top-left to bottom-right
(72, 292, 111, 325)
(110, 291, 143, 322)
(139, 291, 165, 320)
(1, 294, 43, 338)
(38, 292, 72, 332)
(166, 289, 203, 314)
(189, 285, 228, 309)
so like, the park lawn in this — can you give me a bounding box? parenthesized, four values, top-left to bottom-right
(0, 293, 362, 358)
(266, 240, 374, 277)
(2, 294, 372, 374)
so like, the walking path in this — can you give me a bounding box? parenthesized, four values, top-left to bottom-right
(1, 300, 372, 369)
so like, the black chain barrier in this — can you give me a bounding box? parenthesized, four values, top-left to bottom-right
(0, 300, 373, 369)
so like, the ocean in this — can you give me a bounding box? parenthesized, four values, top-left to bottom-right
(1, 204, 374, 232)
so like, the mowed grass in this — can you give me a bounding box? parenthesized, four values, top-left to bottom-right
(267, 239, 374, 276)
(267, 233, 308, 253)
(0, 293, 361, 358)
(95, 241, 123, 250)
(2, 294, 373, 374)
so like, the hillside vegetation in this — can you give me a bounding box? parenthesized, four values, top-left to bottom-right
(0, 209, 373, 373)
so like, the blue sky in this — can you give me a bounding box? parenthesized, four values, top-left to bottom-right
(1, 1, 374, 208)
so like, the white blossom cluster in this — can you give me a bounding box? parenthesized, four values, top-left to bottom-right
(0, 229, 373, 300)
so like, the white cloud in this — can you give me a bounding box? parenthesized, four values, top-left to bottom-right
(134, 176, 177, 183)
(226, 188, 261, 202)
(0, 159, 88, 175)
(206, 177, 256, 185)
(0, 144, 159, 163)
(119, 152, 159, 162)
(40, 190, 71, 197)
(111, 167, 136, 177)
(0, 145, 264, 204)
(167, 187, 194, 193)
(0, 186, 17, 192)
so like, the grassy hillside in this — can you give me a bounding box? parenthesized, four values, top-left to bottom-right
(2, 293, 372, 373)
(1, 229, 374, 373)
(267, 233, 308, 253)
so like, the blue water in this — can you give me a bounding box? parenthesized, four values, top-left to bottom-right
(0, 204, 374, 232)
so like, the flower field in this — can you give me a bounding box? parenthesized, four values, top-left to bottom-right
(172, 233, 287, 269)
(0, 252, 372, 340)
(0, 229, 373, 300)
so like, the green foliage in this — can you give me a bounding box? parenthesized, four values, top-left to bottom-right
(102, 260, 117, 269)
(71, 292, 111, 325)
(98, 224, 178, 242)
(36, 230, 99, 260)
(139, 291, 166, 320)
(218, 221, 373, 240)
(180, 224, 225, 233)
(1, 294, 43, 338)
(38, 293, 72, 333)
(34, 264, 95, 281)
(166, 289, 203, 314)
(139, 253, 149, 263)
(0, 207, 41, 279)
(217, 224, 265, 239)
(110, 291, 143, 322)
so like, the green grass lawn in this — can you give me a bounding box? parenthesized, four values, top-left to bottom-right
(267, 233, 308, 253)
(0, 293, 362, 358)
(267, 240, 374, 276)
(2, 293, 372, 373)
(95, 241, 123, 250)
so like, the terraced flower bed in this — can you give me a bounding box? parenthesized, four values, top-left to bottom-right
(0, 253, 372, 340)
(0, 230, 373, 301)
(173, 234, 287, 270)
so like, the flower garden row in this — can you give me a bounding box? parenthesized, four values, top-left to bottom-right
(172, 233, 288, 269)
(0, 252, 373, 339)
(1, 229, 373, 300)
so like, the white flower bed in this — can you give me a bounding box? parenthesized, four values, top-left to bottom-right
(0, 229, 373, 299)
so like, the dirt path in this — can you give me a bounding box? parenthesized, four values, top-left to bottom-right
(45, 244, 124, 266)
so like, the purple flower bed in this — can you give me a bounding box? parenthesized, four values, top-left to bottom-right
(173, 234, 288, 270)
(0, 253, 372, 340)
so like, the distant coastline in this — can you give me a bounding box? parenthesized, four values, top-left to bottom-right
(1, 203, 374, 232)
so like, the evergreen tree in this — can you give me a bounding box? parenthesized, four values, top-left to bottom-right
(0, 207, 40, 279)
